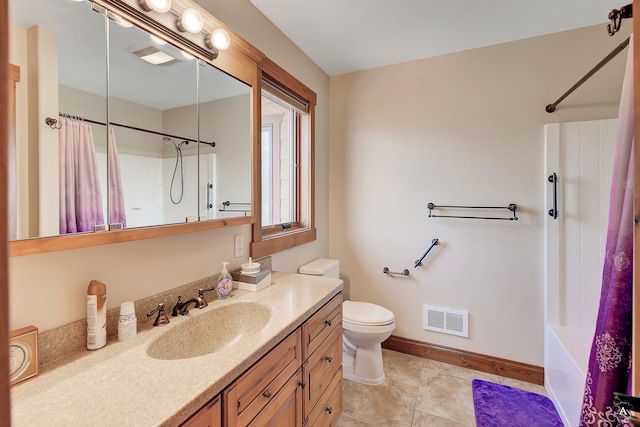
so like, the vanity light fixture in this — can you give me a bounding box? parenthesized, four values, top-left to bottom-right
(176, 8, 204, 34)
(205, 28, 231, 51)
(139, 0, 172, 14)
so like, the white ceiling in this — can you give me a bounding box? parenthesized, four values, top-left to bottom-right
(248, 0, 627, 76)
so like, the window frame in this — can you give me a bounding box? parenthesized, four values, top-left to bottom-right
(251, 58, 316, 258)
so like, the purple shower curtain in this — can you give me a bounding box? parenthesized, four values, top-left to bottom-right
(108, 128, 127, 228)
(59, 119, 105, 234)
(579, 36, 634, 427)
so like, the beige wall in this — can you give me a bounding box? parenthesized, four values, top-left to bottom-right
(329, 24, 631, 366)
(9, 0, 331, 332)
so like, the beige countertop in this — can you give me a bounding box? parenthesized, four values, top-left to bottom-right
(11, 272, 343, 427)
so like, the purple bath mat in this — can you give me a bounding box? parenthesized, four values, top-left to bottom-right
(472, 379, 563, 427)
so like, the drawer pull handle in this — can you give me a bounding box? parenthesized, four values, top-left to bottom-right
(326, 406, 333, 414)
(325, 356, 333, 363)
(325, 319, 333, 327)
(262, 390, 272, 398)
(298, 380, 307, 389)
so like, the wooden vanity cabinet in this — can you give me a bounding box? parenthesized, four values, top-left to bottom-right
(189, 292, 343, 427)
(301, 293, 343, 425)
(181, 396, 221, 427)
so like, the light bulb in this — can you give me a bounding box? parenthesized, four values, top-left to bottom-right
(206, 28, 231, 51)
(139, 0, 172, 14)
(149, 34, 167, 46)
(177, 8, 204, 34)
(180, 50, 195, 60)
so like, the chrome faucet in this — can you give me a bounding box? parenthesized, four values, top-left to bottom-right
(171, 296, 202, 317)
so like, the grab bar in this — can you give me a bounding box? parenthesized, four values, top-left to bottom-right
(206, 183, 213, 209)
(415, 238, 439, 268)
(427, 203, 518, 221)
(548, 173, 558, 219)
(383, 267, 410, 277)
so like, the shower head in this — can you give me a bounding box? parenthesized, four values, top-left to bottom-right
(162, 136, 179, 150)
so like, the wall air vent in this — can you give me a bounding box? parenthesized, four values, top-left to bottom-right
(423, 305, 469, 338)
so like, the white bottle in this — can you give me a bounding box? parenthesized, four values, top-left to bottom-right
(87, 280, 107, 350)
(118, 301, 137, 341)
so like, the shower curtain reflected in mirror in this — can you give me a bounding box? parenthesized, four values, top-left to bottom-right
(59, 118, 105, 234)
(108, 127, 126, 228)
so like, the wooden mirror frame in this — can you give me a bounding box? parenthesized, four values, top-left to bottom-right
(9, 0, 266, 257)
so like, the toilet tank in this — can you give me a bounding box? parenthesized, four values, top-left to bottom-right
(299, 258, 340, 278)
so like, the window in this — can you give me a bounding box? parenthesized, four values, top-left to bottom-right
(251, 59, 316, 258)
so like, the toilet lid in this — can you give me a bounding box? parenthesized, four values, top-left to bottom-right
(343, 301, 394, 326)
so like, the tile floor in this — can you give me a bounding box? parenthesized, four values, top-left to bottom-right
(337, 349, 548, 426)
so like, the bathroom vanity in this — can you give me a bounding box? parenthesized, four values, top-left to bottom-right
(10, 272, 343, 426)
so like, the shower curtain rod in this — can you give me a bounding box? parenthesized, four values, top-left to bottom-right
(545, 35, 630, 113)
(44, 113, 216, 148)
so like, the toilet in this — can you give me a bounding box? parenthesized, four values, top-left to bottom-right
(298, 258, 395, 385)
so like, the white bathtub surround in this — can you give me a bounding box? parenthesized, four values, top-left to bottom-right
(544, 118, 616, 427)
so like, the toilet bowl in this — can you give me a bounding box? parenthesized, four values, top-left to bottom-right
(342, 300, 395, 384)
(298, 259, 396, 385)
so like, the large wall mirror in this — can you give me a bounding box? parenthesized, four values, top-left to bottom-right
(9, 0, 253, 253)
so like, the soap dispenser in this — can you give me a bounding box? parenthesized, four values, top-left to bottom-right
(217, 262, 233, 299)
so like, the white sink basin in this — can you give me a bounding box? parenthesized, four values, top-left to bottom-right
(147, 301, 272, 360)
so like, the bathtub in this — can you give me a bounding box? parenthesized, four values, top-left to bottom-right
(545, 324, 594, 427)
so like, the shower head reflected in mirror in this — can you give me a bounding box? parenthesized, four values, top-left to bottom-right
(162, 137, 185, 204)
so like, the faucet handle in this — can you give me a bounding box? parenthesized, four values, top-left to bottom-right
(197, 286, 216, 309)
(146, 303, 170, 327)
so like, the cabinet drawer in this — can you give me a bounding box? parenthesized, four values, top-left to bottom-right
(301, 293, 342, 359)
(305, 367, 343, 427)
(303, 326, 342, 420)
(180, 396, 221, 427)
(247, 368, 303, 427)
(223, 329, 302, 426)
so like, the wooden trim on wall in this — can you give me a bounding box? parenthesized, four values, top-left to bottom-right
(1, 0, 12, 422)
(10, 216, 252, 257)
(382, 335, 544, 386)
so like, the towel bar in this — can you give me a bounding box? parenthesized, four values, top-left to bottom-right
(383, 267, 410, 277)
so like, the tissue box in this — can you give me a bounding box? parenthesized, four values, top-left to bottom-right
(231, 269, 272, 292)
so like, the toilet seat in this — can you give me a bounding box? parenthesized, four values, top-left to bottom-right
(343, 301, 394, 326)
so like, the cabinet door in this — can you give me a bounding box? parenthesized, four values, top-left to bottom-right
(248, 368, 303, 427)
(224, 330, 302, 426)
(181, 396, 221, 427)
(306, 368, 343, 427)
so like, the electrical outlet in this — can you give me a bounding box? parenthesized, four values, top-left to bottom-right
(234, 235, 244, 258)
